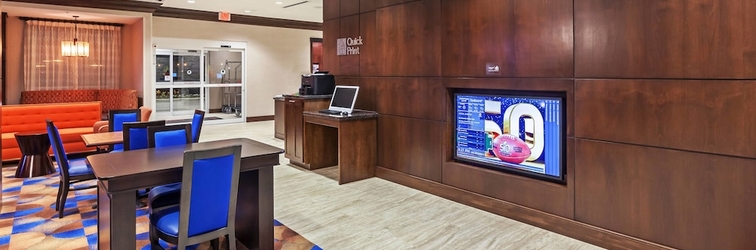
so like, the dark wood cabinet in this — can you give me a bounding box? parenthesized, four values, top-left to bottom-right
(283, 96, 330, 167)
(274, 97, 285, 139)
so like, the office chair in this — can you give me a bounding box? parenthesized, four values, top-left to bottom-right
(191, 109, 206, 143)
(108, 109, 141, 152)
(148, 145, 242, 250)
(146, 124, 192, 213)
(46, 120, 97, 219)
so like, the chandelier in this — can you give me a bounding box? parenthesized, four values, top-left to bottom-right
(61, 16, 89, 57)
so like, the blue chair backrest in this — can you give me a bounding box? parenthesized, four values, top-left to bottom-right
(113, 113, 138, 132)
(191, 113, 203, 143)
(190, 110, 205, 143)
(127, 127, 149, 150)
(46, 121, 70, 175)
(155, 130, 190, 148)
(187, 154, 235, 236)
(178, 145, 241, 238)
(123, 121, 166, 151)
(112, 112, 138, 151)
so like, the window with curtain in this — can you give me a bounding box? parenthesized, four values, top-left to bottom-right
(22, 19, 121, 90)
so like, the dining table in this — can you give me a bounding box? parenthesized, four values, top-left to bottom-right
(81, 131, 123, 147)
(86, 137, 283, 249)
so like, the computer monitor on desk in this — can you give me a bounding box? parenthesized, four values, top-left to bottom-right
(319, 85, 360, 115)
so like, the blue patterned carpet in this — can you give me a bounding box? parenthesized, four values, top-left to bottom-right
(0, 165, 321, 250)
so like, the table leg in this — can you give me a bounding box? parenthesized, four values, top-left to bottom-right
(98, 181, 137, 250)
(236, 167, 274, 250)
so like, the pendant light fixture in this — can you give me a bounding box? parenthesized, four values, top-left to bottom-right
(61, 16, 89, 57)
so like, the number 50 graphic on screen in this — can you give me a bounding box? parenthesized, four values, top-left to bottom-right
(502, 103, 544, 162)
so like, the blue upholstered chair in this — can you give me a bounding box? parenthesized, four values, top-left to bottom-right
(148, 145, 242, 250)
(123, 120, 166, 151)
(46, 120, 97, 219)
(108, 109, 140, 152)
(191, 109, 205, 143)
(147, 124, 192, 212)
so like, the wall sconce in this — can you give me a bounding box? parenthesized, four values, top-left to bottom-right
(61, 16, 89, 57)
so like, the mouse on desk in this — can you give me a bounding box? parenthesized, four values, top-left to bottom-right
(340, 111, 349, 116)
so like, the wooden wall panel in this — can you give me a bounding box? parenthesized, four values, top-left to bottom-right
(359, 12, 377, 76)
(441, 0, 514, 77)
(360, 0, 376, 13)
(575, 79, 756, 158)
(375, 0, 441, 76)
(444, 138, 575, 218)
(334, 76, 376, 111)
(322, 19, 340, 75)
(368, 77, 445, 121)
(575, 139, 756, 250)
(575, 0, 756, 78)
(341, 0, 360, 17)
(376, 0, 416, 8)
(324, 0, 340, 20)
(378, 115, 444, 182)
(339, 15, 360, 76)
(444, 78, 574, 136)
(513, 0, 573, 77)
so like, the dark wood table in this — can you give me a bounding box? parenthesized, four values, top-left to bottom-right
(14, 131, 56, 178)
(86, 138, 283, 249)
(81, 131, 122, 147)
(302, 110, 378, 184)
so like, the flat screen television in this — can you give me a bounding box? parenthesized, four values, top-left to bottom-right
(454, 90, 566, 184)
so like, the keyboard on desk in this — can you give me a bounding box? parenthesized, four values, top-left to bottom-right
(318, 109, 344, 115)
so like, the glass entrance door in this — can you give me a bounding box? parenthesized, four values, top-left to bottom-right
(153, 48, 245, 124)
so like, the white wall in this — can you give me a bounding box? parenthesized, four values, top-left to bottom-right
(151, 17, 322, 117)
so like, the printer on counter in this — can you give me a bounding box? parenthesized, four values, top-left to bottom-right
(299, 72, 335, 95)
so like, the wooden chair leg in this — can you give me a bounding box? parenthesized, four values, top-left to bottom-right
(58, 184, 69, 218)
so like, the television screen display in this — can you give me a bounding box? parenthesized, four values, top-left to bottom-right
(454, 91, 565, 183)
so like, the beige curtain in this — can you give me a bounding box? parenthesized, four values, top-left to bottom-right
(23, 20, 121, 90)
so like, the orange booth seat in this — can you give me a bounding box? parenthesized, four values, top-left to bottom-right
(2, 102, 101, 161)
(21, 89, 138, 119)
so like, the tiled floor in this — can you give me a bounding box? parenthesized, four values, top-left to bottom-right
(203, 121, 604, 250)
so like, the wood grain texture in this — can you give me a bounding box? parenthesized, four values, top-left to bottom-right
(360, 0, 376, 13)
(444, 78, 574, 136)
(575, 139, 756, 250)
(324, 0, 341, 20)
(338, 117, 377, 184)
(375, 0, 417, 8)
(334, 76, 376, 111)
(378, 115, 444, 182)
(341, 0, 360, 17)
(575, 79, 756, 158)
(311, 39, 323, 67)
(303, 121, 339, 169)
(375, 0, 441, 76)
(514, 0, 573, 77)
(359, 12, 377, 76)
(322, 19, 340, 74)
(376, 166, 674, 250)
(441, 0, 514, 77)
(339, 15, 361, 76)
(368, 77, 445, 121)
(575, 0, 756, 78)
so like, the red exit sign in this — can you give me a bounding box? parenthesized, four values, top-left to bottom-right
(218, 11, 231, 22)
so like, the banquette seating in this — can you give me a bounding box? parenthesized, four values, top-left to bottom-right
(21, 89, 138, 119)
(2, 102, 101, 161)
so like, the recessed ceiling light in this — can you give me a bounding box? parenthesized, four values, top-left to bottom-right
(275, 1, 283, 4)
(245, 10, 251, 13)
(188, 0, 195, 3)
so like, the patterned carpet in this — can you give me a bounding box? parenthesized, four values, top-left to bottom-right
(0, 165, 321, 250)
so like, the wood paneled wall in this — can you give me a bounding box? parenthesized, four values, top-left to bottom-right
(323, 0, 756, 249)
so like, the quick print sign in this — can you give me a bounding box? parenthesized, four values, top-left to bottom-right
(337, 36, 363, 56)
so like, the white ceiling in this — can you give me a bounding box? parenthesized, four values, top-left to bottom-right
(2, 3, 143, 24)
(142, 0, 324, 23)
